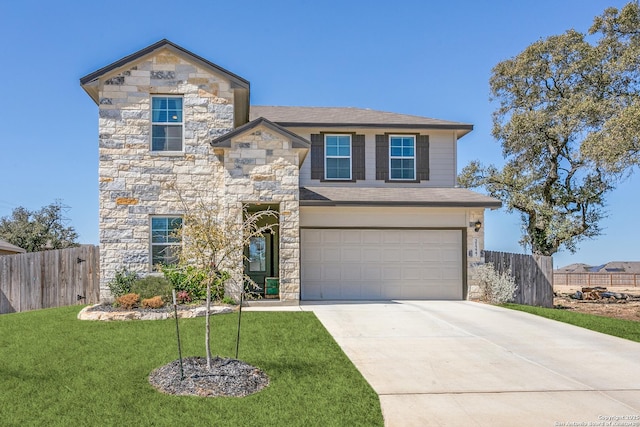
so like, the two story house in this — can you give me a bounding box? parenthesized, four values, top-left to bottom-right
(80, 39, 500, 303)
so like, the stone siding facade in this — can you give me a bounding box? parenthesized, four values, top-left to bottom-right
(466, 209, 485, 300)
(96, 48, 302, 301)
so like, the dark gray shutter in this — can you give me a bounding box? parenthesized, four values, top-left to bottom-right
(375, 134, 388, 181)
(310, 134, 324, 180)
(416, 135, 429, 181)
(352, 134, 365, 180)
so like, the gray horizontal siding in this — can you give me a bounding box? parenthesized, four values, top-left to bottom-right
(297, 129, 457, 187)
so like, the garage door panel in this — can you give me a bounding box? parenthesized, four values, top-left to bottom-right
(301, 229, 463, 300)
(362, 248, 382, 262)
(342, 249, 362, 262)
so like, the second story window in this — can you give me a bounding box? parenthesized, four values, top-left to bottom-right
(151, 96, 183, 151)
(325, 134, 351, 180)
(389, 135, 416, 180)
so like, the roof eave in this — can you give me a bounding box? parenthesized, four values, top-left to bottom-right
(210, 117, 311, 148)
(79, 39, 250, 104)
(268, 121, 473, 136)
(300, 200, 502, 208)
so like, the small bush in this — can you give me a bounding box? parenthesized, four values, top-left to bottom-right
(176, 290, 191, 304)
(107, 267, 139, 298)
(130, 276, 173, 301)
(116, 293, 140, 309)
(141, 296, 164, 309)
(220, 295, 236, 305)
(162, 265, 207, 301)
(475, 263, 518, 304)
(163, 266, 230, 302)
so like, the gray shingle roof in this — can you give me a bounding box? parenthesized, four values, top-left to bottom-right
(0, 240, 26, 254)
(250, 106, 473, 137)
(210, 117, 310, 148)
(300, 186, 502, 208)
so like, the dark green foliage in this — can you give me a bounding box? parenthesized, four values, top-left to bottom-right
(162, 265, 208, 301)
(107, 267, 138, 298)
(0, 306, 384, 426)
(0, 201, 78, 252)
(459, 3, 640, 256)
(162, 266, 230, 302)
(130, 276, 173, 302)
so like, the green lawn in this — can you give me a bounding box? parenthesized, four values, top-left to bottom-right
(503, 303, 640, 342)
(0, 306, 383, 427)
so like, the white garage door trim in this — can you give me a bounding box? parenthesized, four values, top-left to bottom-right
(301, 228, 465, 300)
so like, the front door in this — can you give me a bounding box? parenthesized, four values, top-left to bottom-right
(245, 232, 274, 296)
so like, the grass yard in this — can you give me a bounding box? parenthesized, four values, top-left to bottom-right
(0, 306, 383, 427)
(503, 303, 640, 343)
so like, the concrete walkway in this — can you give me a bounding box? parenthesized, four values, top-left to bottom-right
(298, 301, 640, 427)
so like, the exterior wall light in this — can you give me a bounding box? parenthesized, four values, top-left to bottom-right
(474, 220, 482, 232)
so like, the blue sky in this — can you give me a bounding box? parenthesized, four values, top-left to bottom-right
(0, 0, 636, 268)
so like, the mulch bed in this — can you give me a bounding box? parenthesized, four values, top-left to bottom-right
(149, 356, 270, 397)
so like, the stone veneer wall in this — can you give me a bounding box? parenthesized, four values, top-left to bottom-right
(97, 49, 235, 301)
(220, 125, 302, 302)
(466, 208, 485, 300)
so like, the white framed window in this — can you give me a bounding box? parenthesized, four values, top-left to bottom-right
(151, 96, 183, 151)
(325, 134, 352, 180)
(389, 135, 416, 180)
(150, 216, 182, 270)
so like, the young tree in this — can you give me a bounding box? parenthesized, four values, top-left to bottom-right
(0, 201, 79, 252)
(459, 23, 621, 256)
(170, 186, 277, 369)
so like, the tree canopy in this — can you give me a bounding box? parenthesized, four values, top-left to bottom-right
(0, 201, 79, 252)
(459, 3, 640, 256)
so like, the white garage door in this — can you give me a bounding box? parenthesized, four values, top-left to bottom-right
(301, 229, 463, 300)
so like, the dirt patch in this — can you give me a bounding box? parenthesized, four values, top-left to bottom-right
(553, 293, 640, 322)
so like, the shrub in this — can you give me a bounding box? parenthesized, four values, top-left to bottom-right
(475, 263, 518, 304)
(220, 295, 237, 305)
(176, 290, 191, 304)
(141, 296, 164, 309)
(130, 276, 173, 302)
(162, 265, 207, 301)
(116, 293, 140, 309)
(107, 267, 138, 298)
(162, 266, 230, 302)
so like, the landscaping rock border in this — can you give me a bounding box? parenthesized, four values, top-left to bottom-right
(77, 304, 234, 321)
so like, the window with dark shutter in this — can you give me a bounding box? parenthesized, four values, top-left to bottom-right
(375, 134, 389, 180)
(352, 134, 365, 180)
(416, 135, 429, 181)
(310, 134, 324, 180)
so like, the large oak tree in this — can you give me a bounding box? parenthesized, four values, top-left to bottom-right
(459, 3, 640, 256)
(0, 201, 78, 252)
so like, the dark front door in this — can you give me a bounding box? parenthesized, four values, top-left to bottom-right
(245, 233, 274, 295)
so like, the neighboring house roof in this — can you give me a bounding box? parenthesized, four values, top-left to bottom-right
(250, 106, 473, 138)
(556, 261, 640, 273)
(210, 117, 310, 149)
(80, 39, 250, 105)
(300, 186, 502, 208)
(0, 240, 26, 254)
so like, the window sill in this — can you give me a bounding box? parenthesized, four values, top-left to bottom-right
(150, 151, 185, 157)
(384, 179, 421, 183)
(319, 179, 357, 183)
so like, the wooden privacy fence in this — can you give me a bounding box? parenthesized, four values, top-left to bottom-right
(0, 245, 100, 314)
(483, 250, 554, 308)
(554, 273, 639, 288)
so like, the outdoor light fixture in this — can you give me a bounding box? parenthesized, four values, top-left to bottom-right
(474, 220, 482, 232)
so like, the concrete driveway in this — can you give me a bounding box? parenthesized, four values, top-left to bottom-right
(300, 301, 640, 427)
